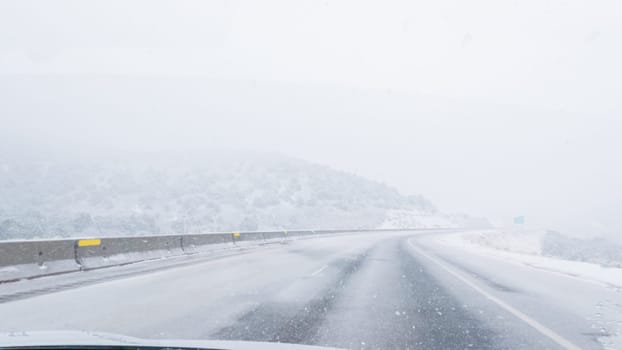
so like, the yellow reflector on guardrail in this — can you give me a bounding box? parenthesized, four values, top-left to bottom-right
(78, 239, 101, 247)
(232, 232, 241, 237)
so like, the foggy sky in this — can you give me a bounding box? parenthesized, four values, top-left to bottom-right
(1, 0, 621, 238)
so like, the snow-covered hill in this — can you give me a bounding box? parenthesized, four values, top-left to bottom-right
(0, 151, 477, 240)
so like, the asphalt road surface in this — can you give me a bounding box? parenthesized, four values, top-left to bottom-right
(0, 231, 619, 349)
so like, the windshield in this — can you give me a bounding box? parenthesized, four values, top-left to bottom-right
(1, 1, 621, 350)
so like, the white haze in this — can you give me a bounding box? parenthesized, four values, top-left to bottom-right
(1, 0, 621, 238)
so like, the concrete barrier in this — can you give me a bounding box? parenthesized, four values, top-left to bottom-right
(181, 233, 233, 253)
(262, 231, 287, 243)
(1, 228, 453, 282)
(0, 239, 79, 282)
(232, 231, 266, 246)
(286, 229, 320, 240)
(76, 235, 183, 270)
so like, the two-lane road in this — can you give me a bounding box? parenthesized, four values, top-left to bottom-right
(0, 231, 619, 349)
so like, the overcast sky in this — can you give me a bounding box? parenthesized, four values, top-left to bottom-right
(1, 0, 621, 237)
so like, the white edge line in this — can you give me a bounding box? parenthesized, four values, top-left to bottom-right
(310, 265, 328, 277)
(407, 239, 582, 350)
(437, 236, 612, 288)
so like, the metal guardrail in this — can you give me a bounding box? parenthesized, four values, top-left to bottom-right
(0, 228, 450, 283)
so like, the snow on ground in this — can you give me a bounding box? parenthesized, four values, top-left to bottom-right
(600, 334, 622, 350)
(377, 209, 456, 229)
(541, 231, 622, 268)
(460, 229, 543, 255)
(433, 229, 622, 349)
(436, 230, 622, 290)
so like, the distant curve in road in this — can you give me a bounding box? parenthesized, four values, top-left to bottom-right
(0, 231, 616, 350)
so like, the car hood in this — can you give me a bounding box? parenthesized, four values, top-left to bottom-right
(0, 331, 341, 350)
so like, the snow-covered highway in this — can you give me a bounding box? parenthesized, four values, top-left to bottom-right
(0, 231, 619, 349)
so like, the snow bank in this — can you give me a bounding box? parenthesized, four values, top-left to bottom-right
(378, 209, 455, 229)
(541, 231, 622, 268)
(461, 230, 543, 255)
(437, 230, 622, 289)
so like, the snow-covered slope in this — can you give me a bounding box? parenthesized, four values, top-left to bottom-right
(377, 209, 490, 229)
(0, 151, 472, 239)
(430, 230, 622, 350)
(437, 230, 622, 289)
(458, 229, 622, 268)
